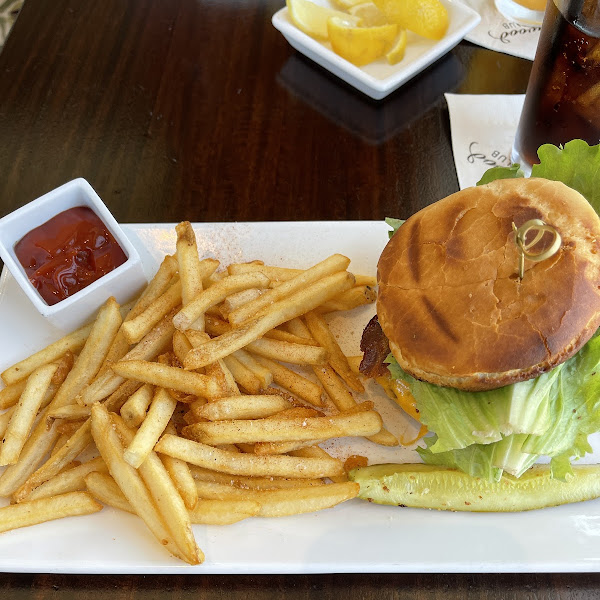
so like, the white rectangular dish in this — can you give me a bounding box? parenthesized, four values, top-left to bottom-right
(272, 1, 481, 100)
(1, 221, 600, 574)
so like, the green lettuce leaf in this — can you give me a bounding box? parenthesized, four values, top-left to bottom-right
(476, 164, 524, 186)
(385, 217, 405, 239)
(477, 140, 600, 211)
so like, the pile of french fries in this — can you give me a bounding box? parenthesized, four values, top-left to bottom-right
(0, 221, 394, 565)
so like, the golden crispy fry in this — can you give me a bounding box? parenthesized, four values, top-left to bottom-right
(262, 329, 315, 345)
(173, 272, 271, 331)
(313, 364, 355, 412)
(46, 404, 91, 423)
(253, 439, 327, 456)
(227, 254, 351, 326)
(0, 363, 58, 466)
(222, 355, 263, 395)
(189, 499, 260, 524)
(123, 388, 178, 469)
(119, 383, 154, 428)
(161, 422, 198, 510)
(176, 221, 204, 306)
(0, 491, 102, 534)
(52, 298, 123, 409)
(182, 410, 383, 446)
(79, 307, 178, 407)
(0, 380, 27, 410)
(232, 349, 273, 389)
(317, 285, 377, 313)
(122, 280, 182, 344)
(172, 330, 193, 365)
(85, 471, 134, 514)
(252, 356, 323, 407)
(195, 394, 291, 421)
(245, 338, 327, 366)
(112, 360, 221, 399)
(290, 445, 348, 483)
(113, 415, 202, 565)
(220, 288, 263, 318)
(26, 456, 108, 501)
(304, 311, 364, 393)
(13, 420, 93, 503)
(0, 407, 15, 439)
(183, 271, 354, 369)
(90, 403, 188, 563)
(193, 480, 359, 517)
(1, 323, 92, 386)
(155, 434, 345, 479)
(189, 465, 324, 489)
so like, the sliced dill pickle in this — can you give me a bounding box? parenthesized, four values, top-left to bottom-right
(348, 463, 600, 512)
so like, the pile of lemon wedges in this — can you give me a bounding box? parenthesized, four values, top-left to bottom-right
(286, 0, 449, 66)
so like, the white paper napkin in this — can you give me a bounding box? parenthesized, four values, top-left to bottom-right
(458, 0, 541, 60)
(445, 93, 525, 189)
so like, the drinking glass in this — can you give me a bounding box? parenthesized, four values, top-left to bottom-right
(511, 0, 600, 174)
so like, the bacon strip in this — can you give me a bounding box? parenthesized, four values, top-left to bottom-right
(359, 315, 390, 378)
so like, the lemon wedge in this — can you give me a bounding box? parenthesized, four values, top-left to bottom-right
(332, 0, 371, 7)
(386, 29, 407, 64)
(373, 0, 449, 40)
(327, 16, 398, 66)
(287, 0, 358, 39)
(347, 2, 388, 26)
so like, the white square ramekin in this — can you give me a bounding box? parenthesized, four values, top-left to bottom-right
(0, 178, 147, 331)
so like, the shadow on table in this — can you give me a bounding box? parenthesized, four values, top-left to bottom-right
(277, 51, 465, 146)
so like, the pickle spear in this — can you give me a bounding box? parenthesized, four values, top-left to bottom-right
(348, 463, 600, 512)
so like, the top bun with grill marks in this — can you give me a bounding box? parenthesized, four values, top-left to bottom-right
(376, 177, 600, 391)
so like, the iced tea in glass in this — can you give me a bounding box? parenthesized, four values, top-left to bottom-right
(512, 0, 600, 172)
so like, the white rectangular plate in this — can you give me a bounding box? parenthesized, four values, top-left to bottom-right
(1, 221, 600, 574)
(272, 1, 480, 100)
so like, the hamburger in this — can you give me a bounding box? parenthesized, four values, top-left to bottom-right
(360, 176, 600, 482)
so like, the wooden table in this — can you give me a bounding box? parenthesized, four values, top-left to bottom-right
(0, 0, 598, 597)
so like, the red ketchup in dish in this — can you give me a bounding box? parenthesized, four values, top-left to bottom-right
(14, 206, 127, 306)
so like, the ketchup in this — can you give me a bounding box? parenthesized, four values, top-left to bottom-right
(14, 206, 127, 306)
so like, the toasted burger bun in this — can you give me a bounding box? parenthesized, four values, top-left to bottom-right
(377, 178, 600, 391)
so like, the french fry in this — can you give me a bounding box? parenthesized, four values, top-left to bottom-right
(90, 403, 188, 563)
(189, 465, 325, 489)
(123, 388, 178, 469)
(253, 356, 323, 407)
(0, 407, 15, 439)
(193, 480, 359, 517)
(183, 271, 354, 369)
(13, 420, 93, 503)
(85, 471, 134, 514)
(172, 330, 193, 365)
(175, 221, 204, 306)
(317, 285, 377, 313)
(253, 439, 327, 456)
(0, 491, 102, 534)
(46, 404, 91, 423)
(194, 394, 291, 421)
(263, 329, 316, 345)
(1, 323, 92, 386)
(182, 410, 383, 446)
(190, 499, 260, 524)
(0, 380, 27, 410)
(304, 311, 364, 393)
(26, 456, 108, 501)
(220, 288, 263, 318)
(120, 383, 154, 428)
(290, 445, 348, 483)
(227, 254, 351, 326)
(222, 355, 263, 395)
(52, 298, 123, 409)
(122, 280, 182, 344)
(0, 363, 58, 466)
(161, 422, 198, 510)
(245, 337, 327, 366)
(232, 349, 273, 389)
(112, 360, 221, 399)
(113, 415, 202, 565)
(79, 307, 178, 407)
(155, 434, 345, 479)
(313, 364, 355, 412)
(173, 272, 271, 331)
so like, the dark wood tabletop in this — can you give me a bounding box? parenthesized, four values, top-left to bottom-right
(0, 0, 598, 597)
